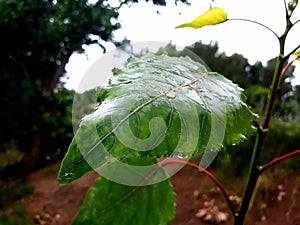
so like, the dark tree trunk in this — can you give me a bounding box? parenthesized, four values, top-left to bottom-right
(22, 49, 73, 170)
(23, 133, 43, 171)
(47, 50, 73, 94)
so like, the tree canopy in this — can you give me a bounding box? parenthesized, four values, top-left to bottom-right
(0, 0, 187, 173)
(1, 0, 120, 172)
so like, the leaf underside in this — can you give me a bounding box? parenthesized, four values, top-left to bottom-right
(72, 158, 176, 225)
(57, 53, 257, 185)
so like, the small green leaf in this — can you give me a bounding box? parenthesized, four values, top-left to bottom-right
(72, 162, 176, 225)
(176, 7, 228, 29)
(293, 51, 300, 61)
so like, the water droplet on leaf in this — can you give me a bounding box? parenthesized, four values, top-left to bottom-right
(63, 173, 73, 178)
(166, 90, 176, 99)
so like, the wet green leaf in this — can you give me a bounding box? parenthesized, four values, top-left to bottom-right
(58, 53, 257, 185)
(72, 159, 175, 225)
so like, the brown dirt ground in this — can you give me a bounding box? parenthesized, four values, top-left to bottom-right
(21, 162, 300, 225)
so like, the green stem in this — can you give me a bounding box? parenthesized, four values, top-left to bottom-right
(233, 128, 266, 224)
(262, 56, 286, 129)
(233, 11, 293, 224)
(234, 54, 287, 225)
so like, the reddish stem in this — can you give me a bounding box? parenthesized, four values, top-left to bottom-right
(160, 159, 236, 216)
(259, 149, 300, 172)
(280, 55, 300, 81)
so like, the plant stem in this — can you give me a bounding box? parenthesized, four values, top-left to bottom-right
(234, 8, 294, 223)
(262, 57, 286, 129)
(259, 149, 300, 172)
(233, 128, 266, 225)
(234, 55, 287, 225)
(228, 19, 279, 39)
(160, 159, 236, 216)
(281, 54, 300, 80)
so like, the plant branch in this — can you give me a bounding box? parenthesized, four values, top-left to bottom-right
(234, 128, 266, 224)
(285, 43, 300, 59)
(160, 159, 236, 216)
(263, 60, 286, 128)
(228, 19, 279, 39)
(281, 54, 300, 80)
(284, 0, 288, 17)
(235, 14, 291, 223)
(293, 19, 300, 26)
(19, 60, 31, 82)
(47, 49, 73, 94)
(259, 149, 300, 173)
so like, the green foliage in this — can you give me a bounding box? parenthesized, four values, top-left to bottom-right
(274, 85, 300, 122)
(0, 83, 75, 169)
(0, 0, 192, 173)
(0, 147, 24, 170)
(215, 120, 300, 179)
(0, 180, 34, 225)
(261, 121, 300, 166)
(72, 161, 175, 225)
(0, 0, 120, 171)
(182, 41, 298, 118)
(244, 85, 269, 116)
(58, 53, 256, 185)
(0, 180, 34, 209)
(0, 203, 35, 225)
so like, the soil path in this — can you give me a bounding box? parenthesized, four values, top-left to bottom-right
(24, 163, 300, 225)
(25, 163, 98, 225)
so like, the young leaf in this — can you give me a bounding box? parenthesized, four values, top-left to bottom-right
(175, 7, 227, 29)
(72, 167, 176, 225)
(58, 53, 257, 185)
(293, 51, 300, 61)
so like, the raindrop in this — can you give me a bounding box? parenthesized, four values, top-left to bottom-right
(63, 173, 73, 178)
(166, 90, 176, 99)
(239, 134, 246, 139)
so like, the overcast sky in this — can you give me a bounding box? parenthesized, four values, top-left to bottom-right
(65, 0, 300, 91)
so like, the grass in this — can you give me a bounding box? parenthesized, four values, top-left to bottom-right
(0, 180, 35, 225)
(0, 202, 35, 225)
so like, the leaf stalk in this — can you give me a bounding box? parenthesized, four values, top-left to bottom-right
(259, 149, 300, 172)
(228, 19, 279, 39)
(160, 159, 236, 216)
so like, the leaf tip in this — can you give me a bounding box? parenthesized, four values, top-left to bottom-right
(293, 51, 300, 61)
(175, 23, 191, 29)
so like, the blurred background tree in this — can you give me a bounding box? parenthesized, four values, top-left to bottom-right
(0, 0, 189, 174)
(0, 0, 119, 172)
